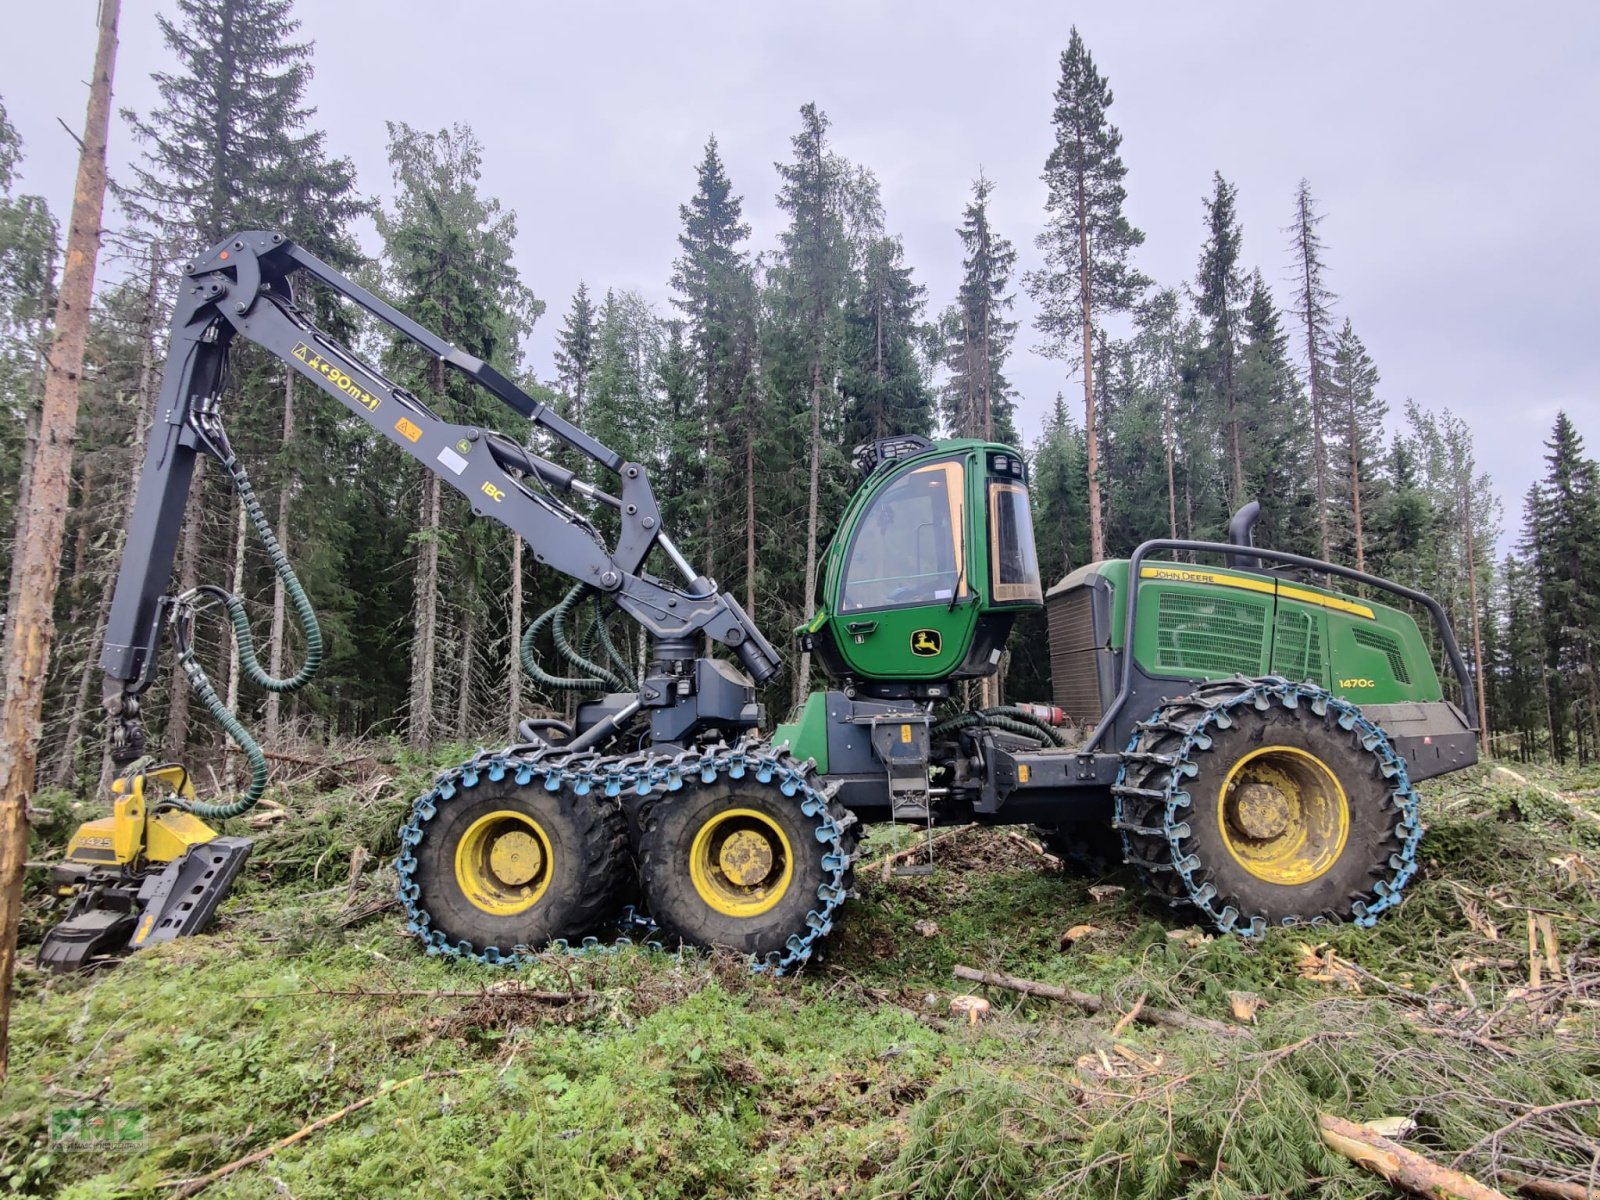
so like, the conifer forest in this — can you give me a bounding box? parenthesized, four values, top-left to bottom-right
(2, 4, 1599, 1199)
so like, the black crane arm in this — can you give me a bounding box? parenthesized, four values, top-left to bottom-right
(99, 231, 779, 751)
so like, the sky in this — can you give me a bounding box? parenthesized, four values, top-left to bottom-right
(5, 2, 1598, 556)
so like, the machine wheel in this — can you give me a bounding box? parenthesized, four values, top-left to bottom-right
(403, 763, 629, 958)
(637, 750, 855, 964)
(1114, 678, 1423, 936)
(1033, 822, 1125, 877)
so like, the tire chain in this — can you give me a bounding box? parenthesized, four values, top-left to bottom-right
(394, 738, 855, 973)
(1111, 676, 1423, 937)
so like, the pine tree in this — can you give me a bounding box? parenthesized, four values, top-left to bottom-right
(942, 173, 1019, 443)
(1027, 28, 1148, 561)
(1287, 180, 1338, 559)
(1327, 319, 1386, 571)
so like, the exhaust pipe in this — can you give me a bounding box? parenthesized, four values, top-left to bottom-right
(1224, 500, 1261, 572)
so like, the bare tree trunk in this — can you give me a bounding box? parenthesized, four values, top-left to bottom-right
(264, 369, 294, 742)
(795, 357, 824, 704)
(507, 533, 522, 739)
(48, 463, 96, 786)
(55, 581, 112, 790)
(1461, 490, 1490, 755)
(1164, 413, 1179, 541)
(1299, 262, 1331, 561)
(744, 419, 756, 620)
(2, 243, 57, 636)
(0, 0, 120, 1080)
(408, 474, 441, 749)
(1350, 407, 1365, 573)
(223, 500, 247, 720)
(456, 586, 475, 741)
(1078, 206, 1104, 562)
(165, 471, 203, 757)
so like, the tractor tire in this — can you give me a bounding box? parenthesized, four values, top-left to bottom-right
(1114, 678, 1423, 936)
(1034, 821, 1125, 877)
(638, 760, 856, 964)
(406, 768, 629, 958)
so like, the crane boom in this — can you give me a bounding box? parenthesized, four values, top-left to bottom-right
(99, 230, 779, 761)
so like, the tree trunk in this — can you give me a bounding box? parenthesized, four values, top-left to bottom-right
(408, 473, 441, 749)
(265, 369, 294, 742)
(507, 532, 522, 739)
(165, 470, 203, 757)
(46, 463, 95, 785)
(98, 242, 162, 797)
(1350, 406, 1365, 572)
(745, 416, 757, 620)
(223, 500, 247, 722)
(1165, 413, 1179, 540)
(1078, 199, 1104, 562)
(1300, 261, 1331, 560)
(456, 586, 475, 741)
(795, 355, 824, 704)
(0, 0, 120, 1081)
(54, 578, 112, 790)
(1462, 490, 1490, 754)
(2, 242, 57, 636)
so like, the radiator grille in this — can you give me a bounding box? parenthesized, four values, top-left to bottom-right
(1154, 591, 1268, 676)
(1047, 586, 1104, 722)
(1271, 607, 1325, 681)
(1353, 625, 1410, 684)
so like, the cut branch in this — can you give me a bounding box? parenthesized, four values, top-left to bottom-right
(1318, 1113, 1511, 1200)
(952, 964, 1242, 1037)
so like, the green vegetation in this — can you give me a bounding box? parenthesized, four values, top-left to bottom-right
(7, 759, 1598, 1198)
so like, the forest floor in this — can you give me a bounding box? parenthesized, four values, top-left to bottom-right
(3, 753, 1599, 1200)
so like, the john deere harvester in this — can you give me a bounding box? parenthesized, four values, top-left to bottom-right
(39, 232, 1479, 971)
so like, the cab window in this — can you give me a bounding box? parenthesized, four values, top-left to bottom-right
(989, 481, 1042, 603)
(840, 461, 965, 611)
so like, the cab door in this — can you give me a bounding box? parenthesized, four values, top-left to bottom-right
(826, 456, 978, 680)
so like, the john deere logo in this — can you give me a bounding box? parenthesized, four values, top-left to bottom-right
(911, 629, 941, 656)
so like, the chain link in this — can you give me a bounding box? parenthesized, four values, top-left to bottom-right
(1112, 676, 1423, 937)
(393, 738, 854, 973)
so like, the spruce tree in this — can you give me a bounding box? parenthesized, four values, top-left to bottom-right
(1327, 319, 1386, 571)
(1195, 173, 1249, 512)
(1522, 413, 1600, 761)
(1237, 271, 1315, 552)
(1287, 180, 1337, 559)
(942, 173, 1019, 443)
(769, 103, 854, 701)
(378, 121, 540, 748)
(670, 137, 758, 590)
(841, 234, 934, 449)
(553, 282, 598, 423)
(1027, 28, 1148, 561)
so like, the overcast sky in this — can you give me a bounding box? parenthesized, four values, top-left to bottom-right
(6, 2, 1598, 554)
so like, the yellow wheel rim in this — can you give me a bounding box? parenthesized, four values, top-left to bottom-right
(1216, 746, 1349, 886)
(688, 808, 793, 918)
(454, 810, 554, 916)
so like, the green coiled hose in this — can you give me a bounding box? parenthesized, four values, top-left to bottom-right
(172, 438, 323, 821)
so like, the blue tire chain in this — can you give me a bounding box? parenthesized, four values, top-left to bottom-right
(394, 738, 855, 973)
(1110, 676, 1423, 937)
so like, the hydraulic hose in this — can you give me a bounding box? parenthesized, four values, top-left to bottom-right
(169, 415, 323, 820)
(521, 583, 621, 692)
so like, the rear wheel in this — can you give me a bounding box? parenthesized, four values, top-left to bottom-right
(1114, 679, 1422, 935)
(638, 750, 855, 965)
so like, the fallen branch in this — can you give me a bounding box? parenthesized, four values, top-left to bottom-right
(1317, 1112, 1511, 1200)
(860, 823, 976, 880)
(170, 1070, 459, 1198)
(1451, 1099, 1600, 1169)
(1499, 1170, 1600, 1200)
(952, 965, 1242, 1038)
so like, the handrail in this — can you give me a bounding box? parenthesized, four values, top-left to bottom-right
(1079, 539, 1480, 753)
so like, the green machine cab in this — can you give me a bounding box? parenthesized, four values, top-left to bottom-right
(802, 435, 1043, 688)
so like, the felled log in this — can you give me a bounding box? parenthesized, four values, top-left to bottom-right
(1317, 1113, 1511, 1200)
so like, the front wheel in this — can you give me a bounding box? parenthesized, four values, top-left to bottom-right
(1114, 679, 1422, 936)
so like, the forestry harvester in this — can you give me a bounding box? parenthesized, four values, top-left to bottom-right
(38, 232, 1479, 971)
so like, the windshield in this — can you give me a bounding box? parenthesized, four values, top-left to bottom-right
(840, 461, 965, 611)
(989, 481, 1042, 603)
